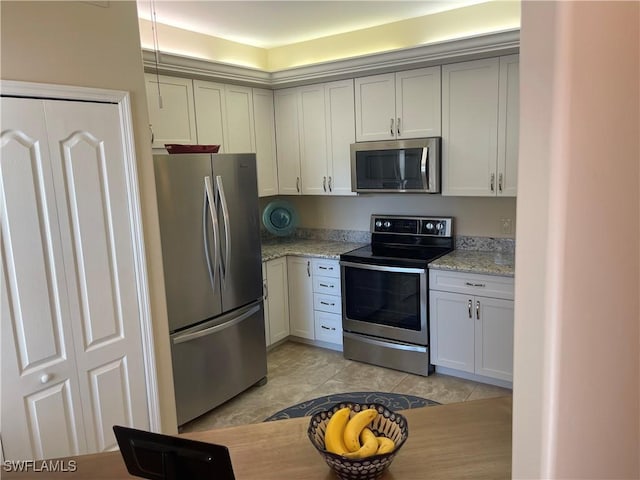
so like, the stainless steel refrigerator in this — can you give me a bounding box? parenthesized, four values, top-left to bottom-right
(154, 152, 267, 426)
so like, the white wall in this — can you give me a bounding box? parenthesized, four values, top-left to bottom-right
(513, 1, 639, 477)
(262, 195, 517, 238)
(1, 0, 178, 434)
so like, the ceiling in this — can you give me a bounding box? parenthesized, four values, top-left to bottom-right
(136, 1, 488, 49)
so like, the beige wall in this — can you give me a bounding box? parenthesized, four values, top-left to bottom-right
(264, 195, 517, 238)
(139, 1, 520, 71)
(1, 1, 177, 433)
(513, 1, 639, 477)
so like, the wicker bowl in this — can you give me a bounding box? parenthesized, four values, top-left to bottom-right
(307, 402, 409, 480)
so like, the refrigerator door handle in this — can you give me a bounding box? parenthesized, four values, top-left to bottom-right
(204, 176, 220, 291)
(172, 303, 261, 345)
(215, 175, 231, 286)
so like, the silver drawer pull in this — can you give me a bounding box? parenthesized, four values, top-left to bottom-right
(321, 325, 336, 331)
(465, 282, 486, 287)
(320, 283, 334, 288)
(319, 266, 333, 270)
(320, 301, 336, 306)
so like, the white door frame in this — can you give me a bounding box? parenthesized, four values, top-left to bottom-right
(0, 80, 161, 432)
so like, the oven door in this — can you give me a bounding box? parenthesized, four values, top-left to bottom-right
(340, 261, 428, 345)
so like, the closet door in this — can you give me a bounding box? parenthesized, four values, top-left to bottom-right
(0, 98, 88, 460)
(43, 100, 149, 453)
(0, 97, 150, 460)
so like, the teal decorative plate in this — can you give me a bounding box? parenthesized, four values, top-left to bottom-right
(262, 200, 298, 236)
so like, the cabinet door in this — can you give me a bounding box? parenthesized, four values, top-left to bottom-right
(325, 80, 356, 196)
(286, 257, 314, 339)
(224, 84, 255, 153)
(299, 85, 329, 195)
(475, 297, 514, 381)
(253, 88, 278, 197)
(274, 88, 302, 194)
(193, 80, 226, 150)
(262, 263, 270, 346)
(429, 290, 475, 373)
(145, 74, 197, 149)
(354, 73, 396, 142)
(1, 98, 88, 460)
(395, 67, 442, 138)
(265, 257, 290, 345)
(497, 55, 519, 197)
(442, 58, 500, 196)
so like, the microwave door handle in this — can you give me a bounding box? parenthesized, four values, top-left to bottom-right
(421, 147, 429, 189)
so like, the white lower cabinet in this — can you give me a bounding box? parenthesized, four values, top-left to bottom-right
(263, 258, 290, 347)
(311, 259, 343, 348)
(287, 257, 315, 339)
(430, 270, 514, 384)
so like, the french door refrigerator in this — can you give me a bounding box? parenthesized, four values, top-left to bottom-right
(154, 152, 266, 426)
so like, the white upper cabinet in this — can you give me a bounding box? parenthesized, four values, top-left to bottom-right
(324, 79, 356, 196)
(145, 73, 197, 149)
(355, 66, 441, 142)
(193, 80, 255, 153)
(274, 87, 302, 195)
(253, 88, 279, 197)
(442, 55, 519, 196)
(274, 80, 356, 196)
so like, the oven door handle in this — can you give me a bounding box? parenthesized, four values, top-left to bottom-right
(339, 261, 426, 275)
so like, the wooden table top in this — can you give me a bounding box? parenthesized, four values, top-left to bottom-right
(4, 396, 512, 479)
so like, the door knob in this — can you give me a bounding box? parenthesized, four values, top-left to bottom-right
(40, 373, 52, 384)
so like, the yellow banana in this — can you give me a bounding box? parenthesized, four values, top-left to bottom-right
(375, 436, 395, 454)
(343, 408, 378, 452)
(342, 427, 378, 459)
(324, 407, 351, 455)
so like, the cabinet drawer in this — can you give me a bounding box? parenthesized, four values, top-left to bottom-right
(314, 293, 342, 315)
(314, 311, 343, 345)
(311, 259, 340, 278)
(429, 269, 514, 300)
(313, 275, 342, 295)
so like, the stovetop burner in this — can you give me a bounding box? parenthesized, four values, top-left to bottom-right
(341, 214, 454, 268)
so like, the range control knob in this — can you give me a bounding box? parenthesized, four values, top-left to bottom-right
(375, 220, 382, 228)
(426, 222, 434, 230)
(436, 222, 444, 231)
(383, 221, 391, 228)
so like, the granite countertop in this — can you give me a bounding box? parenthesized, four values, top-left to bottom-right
(429, 250, 515, 277)
(261, 237, 366, 262)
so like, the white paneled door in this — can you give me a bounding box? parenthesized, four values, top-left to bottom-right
(1, 96, 149, 460)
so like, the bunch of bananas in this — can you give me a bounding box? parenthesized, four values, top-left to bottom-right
(324, 407, 396, 459)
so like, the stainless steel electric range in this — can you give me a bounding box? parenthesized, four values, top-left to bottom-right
(340, 215, 454, 376)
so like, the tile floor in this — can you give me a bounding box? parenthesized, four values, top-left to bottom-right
(180, 340, 512, 433)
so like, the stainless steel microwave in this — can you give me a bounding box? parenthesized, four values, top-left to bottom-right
(350, 138, 441, 193)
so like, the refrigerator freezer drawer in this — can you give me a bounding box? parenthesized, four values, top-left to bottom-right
(170, 300, 267, 426)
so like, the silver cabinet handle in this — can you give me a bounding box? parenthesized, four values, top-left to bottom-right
(323, 176, 327, 192)
(307, 260, 310, 277)
(319, 283, 334, 288)
(320, 301, 335, 306)
(296, 176, 300, 193)
(149, 124, 154, 144)
(465, 282, 486, 287)
(390, 118, 394, 136)
(328, 176, 332, 192)
(263, 281, 268, 300)
(321, 325, 336, 331)
(499, 173, 503, 193)
(490, 173, 495, 192)
(476, 300, 480, 320)
(319, 266, 333, 271)
(397, 117, 401, 135)
(468, 299, 472, 319)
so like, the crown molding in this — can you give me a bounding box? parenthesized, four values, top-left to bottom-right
(143, 28, 519, 88)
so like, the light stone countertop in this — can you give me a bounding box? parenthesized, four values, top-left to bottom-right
(429, 250, 515, 277)
(261, 237, 366, 262)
